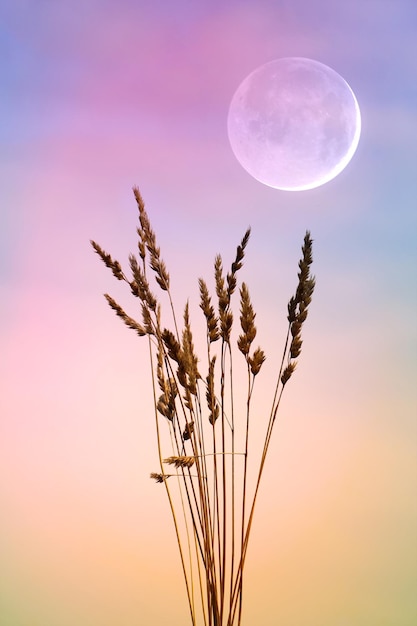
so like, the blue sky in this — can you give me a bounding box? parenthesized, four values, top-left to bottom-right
(1, 1, 416, 625)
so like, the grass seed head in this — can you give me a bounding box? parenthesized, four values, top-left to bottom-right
(90, 241, 125, 281)
(281, 362, 297, 386)
(249, 347, 266, 376)
(150, 472, 169, 483)
(164, 456, 195, 469)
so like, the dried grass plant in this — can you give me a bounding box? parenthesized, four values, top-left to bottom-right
(91, 187, 315, 626)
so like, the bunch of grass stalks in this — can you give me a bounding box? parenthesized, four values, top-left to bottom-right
(91, 187, 315, 626)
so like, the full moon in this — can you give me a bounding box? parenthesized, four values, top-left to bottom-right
(227, 57, 361, 191)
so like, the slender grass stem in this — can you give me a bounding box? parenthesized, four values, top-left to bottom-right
(148, 338, 196, 625)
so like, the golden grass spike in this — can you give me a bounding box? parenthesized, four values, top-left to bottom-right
(226, 227, 251, 297)
(90, 240, 124, 281)
(220, 310, 233, 343)
(237, 283, 257, 356)
(214, 254, 227, 311)
(199, 278, 220, 342)
(162, 329, 182, 363)
(183, 421, 194, 441)
(133, 186, 170, 291)
(104, 294, 147, 336)
(164, 456, 195, 469)
(281, 361, 297, 386)
(150, 472, 169, 483)
(248, 347, 266, 376)
(206, 356, 219, 425)
(182, 302, 200, 395)
(129, 254, 158, 311)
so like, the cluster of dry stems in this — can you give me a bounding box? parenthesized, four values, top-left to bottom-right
(91, 187, 315, 626)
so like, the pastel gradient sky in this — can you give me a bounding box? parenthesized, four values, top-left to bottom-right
(1, 1, 416, 625)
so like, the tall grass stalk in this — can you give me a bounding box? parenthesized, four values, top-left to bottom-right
(91, 187, 315, 626)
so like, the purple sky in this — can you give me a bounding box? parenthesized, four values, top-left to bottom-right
(1, 1, 416, 625)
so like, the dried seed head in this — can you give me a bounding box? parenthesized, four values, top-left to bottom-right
(220, 311, 233, 343)
(157, 393, 176, 421)
(141, 304, 154, 335)
(90, 241, 125, 281)
(129, 254, 158, 310)
(150, 253, 170, 291)
(281, 362, 297, 386)
(156, 346, 177, 421)
(215, 255, 228, 313)
(289, 336, 302, 359)
(285, 231, 315, 367)
(104, 294, 147, 336)
(164, 456, 195, 469)
(287, 296, 297, 323)
(136, 228, 146, 260)
(162, 329, 182, 363)
(182, 302, 200, 395)
(249, 347, 266, 376)
(290, 321, 302, 337)
(227, 227, 251, 298)
(133, 186, 170, 291)
(238, 283, 257, 356)
(206, 356, 219, 425)
(199, 278, 219, 342)
(183, 421, 194, 441)
(150, 473, 169, 483)
(133, 186, 145, 212)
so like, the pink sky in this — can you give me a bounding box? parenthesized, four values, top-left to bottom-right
(1, 1, 416, 625)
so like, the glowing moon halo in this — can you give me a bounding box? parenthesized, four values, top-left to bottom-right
(227, 57, 361, 191)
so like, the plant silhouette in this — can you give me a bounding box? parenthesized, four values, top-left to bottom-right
(91, 187, 315, 626)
